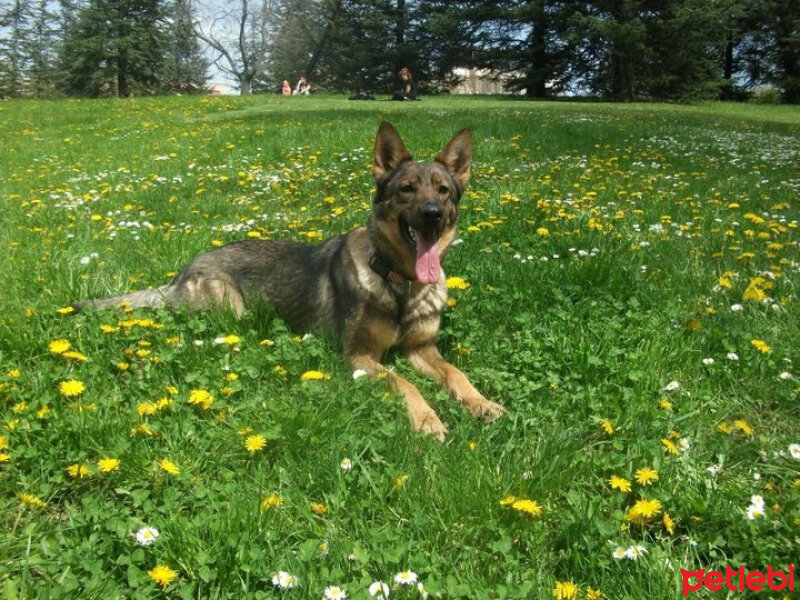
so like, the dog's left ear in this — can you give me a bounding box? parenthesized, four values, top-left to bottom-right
(373, 122, 413, 182)
(436, 129, 472, 185)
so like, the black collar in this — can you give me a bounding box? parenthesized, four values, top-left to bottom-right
(368, 247, 410, 285)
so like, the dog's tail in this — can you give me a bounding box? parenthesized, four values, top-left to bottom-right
(72, 285, 173, 313)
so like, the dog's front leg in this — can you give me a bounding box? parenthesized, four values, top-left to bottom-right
(348, 353, 448, 442)
(406, 344, 507, 422)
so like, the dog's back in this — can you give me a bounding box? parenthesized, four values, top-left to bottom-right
(75, 236, 354, 336)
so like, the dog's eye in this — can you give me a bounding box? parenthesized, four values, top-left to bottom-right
(438, 185, 449, 195)
(401, 184, 416, 194)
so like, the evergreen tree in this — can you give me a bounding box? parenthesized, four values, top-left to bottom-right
(60, 0, 167, 97)
(162, 0, 208, 93)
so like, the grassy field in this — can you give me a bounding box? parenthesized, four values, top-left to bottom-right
(0, 95, 798, 599)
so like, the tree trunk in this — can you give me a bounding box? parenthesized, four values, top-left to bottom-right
(721, 32, 734, 100)
(527, 0, 548, 98)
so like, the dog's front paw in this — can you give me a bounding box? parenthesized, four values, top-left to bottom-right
(478, 399, 507, 422)
(462, 395, 507, 422)
(414, 410, 448, 442)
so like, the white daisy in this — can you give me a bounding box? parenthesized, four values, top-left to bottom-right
(271, 571, 298, 589)
(625, 545, 647, 560)
(368, 581, 390, 598)
(662, 380, 681, 392)
(789, 444, 800, 460)
(324, 585, 347, 599)
(340, 457, 353, 471)
(394, 571, 418, 585)
(134, 526, 159, 546)
(746, 504, 764, 520)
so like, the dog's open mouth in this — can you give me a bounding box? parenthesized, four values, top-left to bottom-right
(400, 217, 441, 285)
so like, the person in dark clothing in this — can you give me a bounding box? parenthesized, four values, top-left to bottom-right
(392, 67, 418, 100)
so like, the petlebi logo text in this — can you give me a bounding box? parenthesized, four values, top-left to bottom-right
(681, 564, 795, 596)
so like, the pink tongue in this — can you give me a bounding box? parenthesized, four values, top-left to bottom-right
(414, 230, 441, 284)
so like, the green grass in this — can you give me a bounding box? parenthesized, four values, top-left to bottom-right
(1, 95, 799, 599)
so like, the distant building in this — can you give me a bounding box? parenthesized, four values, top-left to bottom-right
(207, 82, 236, 95)
(450, 68, 516, 95)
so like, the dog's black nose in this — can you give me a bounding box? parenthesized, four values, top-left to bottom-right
(420, 201, 444, 224)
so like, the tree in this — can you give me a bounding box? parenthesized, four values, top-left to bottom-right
(575, 0, 727, 101)
(190, 0, 276, 94)
(60, 0, 168, 97)
(162, 0, 208, 93)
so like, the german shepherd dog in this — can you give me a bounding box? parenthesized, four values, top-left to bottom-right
(74, 122, 506, 440)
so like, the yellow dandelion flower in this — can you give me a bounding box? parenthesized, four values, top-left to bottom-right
(116, 361, 130, 371)
(392, 474, 409, 491)
(499, 494, 517, 506)
(445, 276, 470, 290)
(310, 502, 327, 515)
(586, 588, 603, 600)
(300, 370, 330, 381)
(750, 339, 771, 354)
(18, 492, 47, 508)
(511, 498, 542, 517)
(609, 475, 632, 492)
(659, 398, 673, 410)
(625, 498, 662, 522)
(7, 368, 21, 378)
(634, 468, 659, 486)
(273, 365, 288, 377)
(158, 458, 180, 475)
(61, 350, 88, 362)
(0, 452, 10, 463)
(17, 492, 47, 508)
(600, 419, 615, 435)
(536, 227, 549, 235)
(188, 389, 214, 409)
(97, 458, 120, 473)
(137, 401, 158, 416)
(48, 339, 72, 354)
(0, 435, 7, 450)
(130, 423, 155, 437)
(261, 493, 283, 511)
(148, 564, 178, 588)
(732, 419, 754, 436)
(217, 334, 241, 345)
(56, 306, 76, 315)
(59, 379, 86, 397)
(661, 439, 679, 456)
(552, 580, 579, 600)
(663, 512, 675, 534)
(66, 463, 92, 478)
(244, 434, 267, 453)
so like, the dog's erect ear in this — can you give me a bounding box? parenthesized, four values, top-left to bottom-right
(436, 129, 472, 185)
(373, 122, 412, 182)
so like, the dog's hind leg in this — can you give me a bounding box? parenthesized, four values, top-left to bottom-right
(406, 344, 506, 422)
(348, 353, 448, 442)
(191, 277, 246, 318)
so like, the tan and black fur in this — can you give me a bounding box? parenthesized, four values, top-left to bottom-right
(74, 122, 506, 440)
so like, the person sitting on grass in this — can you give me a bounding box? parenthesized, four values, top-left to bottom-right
(392, 67, 418, 101)
(293, 76, 311, 95)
